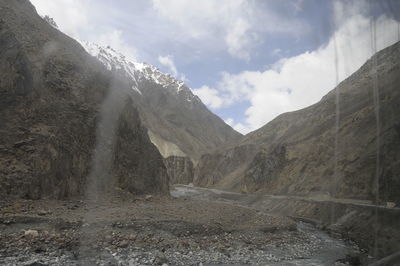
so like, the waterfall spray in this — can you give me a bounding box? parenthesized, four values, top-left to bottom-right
(330, 6, 341, 225)
(79, 76, 130, 260)
(370, 17, 381, 258)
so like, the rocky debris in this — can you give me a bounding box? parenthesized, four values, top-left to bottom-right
(0, 193, 364, 265)
(37, 210, 50, 216)
(153, 251, 168, 265)
(24, 230, 39, 238)
(164, 156, 194, 185)
(145, 195, 153, 201)
(116, 240, 129, 248)
(0, 223, 362, 265)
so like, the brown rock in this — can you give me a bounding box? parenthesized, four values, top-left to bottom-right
(117, 240, 129, 248)
(24, 230, 39, 238)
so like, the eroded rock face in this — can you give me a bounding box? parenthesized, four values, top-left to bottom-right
(243, 146, 287, 191)
(79, 42, 242, 163)
(164, 156, 194, 185)
(0, 0, 169, 199)
(195, 41, 400, 204)
(194, 144, 257, 189)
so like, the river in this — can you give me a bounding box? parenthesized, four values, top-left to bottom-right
(171, 185, 361, 266)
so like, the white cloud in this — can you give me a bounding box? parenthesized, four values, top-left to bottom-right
(232, 123, 253, 135)
(158, 55, 188, 82)
(192, 85, 225, 109)
(97, 30, 137, 61)
(199, 10, 399, 133)
(30, 0, 90, 39)
(30, 0, 138, 61)
(291, 0, 304, 13)
(224, 18, 252, 61)
(158, 55, 178, 76)
(151, 0, 307, 60)
(223, 118, 252, 134)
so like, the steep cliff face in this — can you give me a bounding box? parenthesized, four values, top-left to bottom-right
(195, 41, 400, 204)
(77, 41, 241, 184)
(0, 0, 169, 199)
(164, 156, 194, 185)
(79, 42, 242, 184)
(194, 144, 256, 188)
(79, 42, 242, 164)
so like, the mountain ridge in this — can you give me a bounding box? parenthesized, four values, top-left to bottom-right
(195, 40, 400, 205)
(78, 40, 242, 166)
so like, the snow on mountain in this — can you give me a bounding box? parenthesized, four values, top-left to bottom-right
(77, 40, 241, 163)
(79, 41, 195, 102)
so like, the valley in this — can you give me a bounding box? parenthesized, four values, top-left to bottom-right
(0, 186, 363, 266)
(0, 0, 399, 265)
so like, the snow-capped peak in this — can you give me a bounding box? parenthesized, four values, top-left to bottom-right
(79, 40, 193, 101)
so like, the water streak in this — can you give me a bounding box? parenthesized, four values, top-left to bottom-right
(79, 76, 130, 261)
(330, 8, 341, 225)
(370, 17, 381, 258)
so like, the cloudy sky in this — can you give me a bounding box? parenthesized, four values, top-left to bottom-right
(31, 0, 400, 134)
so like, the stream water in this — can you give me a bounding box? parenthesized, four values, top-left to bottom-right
(171, 185, 361, 266)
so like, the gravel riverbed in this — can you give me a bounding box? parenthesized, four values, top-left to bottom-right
(0, 186, 362, 265)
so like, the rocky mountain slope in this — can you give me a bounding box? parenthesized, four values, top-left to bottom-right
(78, 41, 242, 184)
(0, 0, 169, 199)
(195, 41, 400, 205)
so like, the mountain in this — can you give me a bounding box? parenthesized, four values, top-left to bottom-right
(0, 0, 169, 199)
(78, 41, 242, 184)
(195, 41, 400, 205)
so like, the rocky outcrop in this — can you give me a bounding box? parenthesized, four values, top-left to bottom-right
(164, 156, 194, 185)
(195, 41, 400, 204)
(242, 145, 287, 192)
(80, 42, 242, 163)
(80, 38, 242, 188)
(0, 0, 169, 199)
(194, 144, 256, 189)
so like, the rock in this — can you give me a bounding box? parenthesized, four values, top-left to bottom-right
(128, 234, 137, 240)
(154, 251, 168, 265)
(164, 156, 194, 185)
(34, 246, 46, 253)
(117, 240, 129, 248)
(145, 195, 153, 201)
(37, 210, 47, 216)
(24, 230, 39, 238)
(386, 202, 396, 208)
(24, 261, 48, 266)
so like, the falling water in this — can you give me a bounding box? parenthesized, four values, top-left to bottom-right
(85, 84, 126, 202)
(330, 8, 341, 226)
(78, 76, 130, 261)
(370, 17, 381, 258)
(398, 20, 400, 41)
